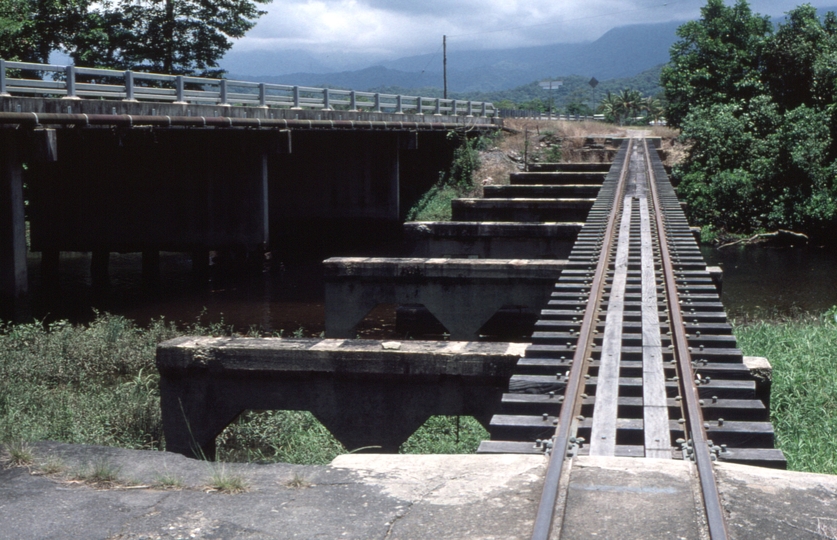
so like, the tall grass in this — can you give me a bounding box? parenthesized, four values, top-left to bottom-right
(733, 309, 837, 474)
(0, 313, 488, 464)
(0, 315, 177, 449)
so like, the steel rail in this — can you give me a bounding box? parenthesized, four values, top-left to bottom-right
(643, 139, 729, 540)
(0, 112, 498, 131)
(530, 138, 634, 540)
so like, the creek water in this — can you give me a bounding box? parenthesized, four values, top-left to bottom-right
(701, 243, 837, 320)
(3, 243, 835, 332)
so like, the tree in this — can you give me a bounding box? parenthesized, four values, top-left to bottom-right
(597, 88, 645, 125)
(1, 0, 271, 76)
(0, 0, 90, 63)
(69, 0, 271, 76)
(762, 4, 837, 111)
(666, 1, 837, 241)
(644, 96, 664, 124)
(660, 0, 772, 128)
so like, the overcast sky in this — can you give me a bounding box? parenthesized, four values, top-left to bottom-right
(233, 0, 837, 59)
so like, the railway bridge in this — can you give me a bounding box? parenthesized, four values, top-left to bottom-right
(0, 61, 804, 539)
(157, 138, 788, 539)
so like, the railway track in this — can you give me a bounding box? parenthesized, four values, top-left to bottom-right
(479, 138, 785, 539)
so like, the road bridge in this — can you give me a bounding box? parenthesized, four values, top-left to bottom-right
(0, 60, 500, 299)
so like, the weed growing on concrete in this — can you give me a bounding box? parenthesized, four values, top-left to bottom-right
(75, 459, 122, 486)
(37, 456, 67, 476)
(153, 471, 184, 490)
(734, 310, 837, 475)
(285, 473, 309, 489)
(206, 465, 248, 494)
(1, 440, 34, 468)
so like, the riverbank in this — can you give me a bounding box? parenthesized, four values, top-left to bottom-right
(1, 310, 835, 474)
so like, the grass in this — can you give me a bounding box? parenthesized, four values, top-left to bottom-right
(74, 459, 122, 486)
(733, 309, 837, 474)
(400, 416, 488, 454)
(206, 464, 248, 494)
(2, 440, 34, 468)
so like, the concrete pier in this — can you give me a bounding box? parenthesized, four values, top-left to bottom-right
(0, 131, 27, 298)
(323, 257, 566, 340)
(450, 198, 595, 222)
(528, 162, 611, 173)
(403, 221, 581, 259)
(156, 337, 526, 458)
(482, 184, 600, 198)
(509, 172, 606, 185)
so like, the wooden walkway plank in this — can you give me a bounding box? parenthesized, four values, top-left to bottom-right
(639, 184, 672, 458)
(589, 195, 632, 456)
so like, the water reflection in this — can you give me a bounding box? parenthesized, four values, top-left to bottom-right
(701, 244, 837, 319)
(3, 243, 835, 330)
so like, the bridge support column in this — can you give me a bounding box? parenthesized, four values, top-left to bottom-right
(0, 131, 28, 299)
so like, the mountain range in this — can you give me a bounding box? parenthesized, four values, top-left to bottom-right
(222, 21, 684, 93)
(221, 7, 837, 97)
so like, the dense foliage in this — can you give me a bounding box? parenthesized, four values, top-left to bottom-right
(662, 1, 837, 239)
(0, 0, 270, 75)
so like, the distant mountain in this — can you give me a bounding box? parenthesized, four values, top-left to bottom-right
(226, 20, 684, 93)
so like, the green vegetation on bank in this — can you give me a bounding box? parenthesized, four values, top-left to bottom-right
(406, 132, 488, 222)
(733, 309, 837, 475)
(663, 1, 837, 241)
(0, 313, 487, 465)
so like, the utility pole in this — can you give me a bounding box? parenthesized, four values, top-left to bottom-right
(443, 35, 447, 99)
(539, 80, 563, 120)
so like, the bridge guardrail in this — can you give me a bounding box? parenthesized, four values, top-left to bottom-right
(498, 109, 604, 121)
(0, 59, 496, 117)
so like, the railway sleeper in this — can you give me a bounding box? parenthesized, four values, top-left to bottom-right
(498, 393, 768, 422)
(476, 442, 784, 469)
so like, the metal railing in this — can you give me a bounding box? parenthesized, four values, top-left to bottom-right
(0, 59, 496, 117)
(498, 109, 604, 121)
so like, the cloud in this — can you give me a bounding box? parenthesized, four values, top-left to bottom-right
(235, 0, 837, 58)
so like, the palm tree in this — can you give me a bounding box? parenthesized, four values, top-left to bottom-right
(598, 91, 620, 123)
(644, 96, 665, 125)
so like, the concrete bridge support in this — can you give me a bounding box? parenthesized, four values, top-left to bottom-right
(0, 131, 27, 298)
(157, 337, 525, 459)
(324, 257, 566, 340)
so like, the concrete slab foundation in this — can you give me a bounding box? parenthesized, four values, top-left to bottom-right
(2, 444, 836, 539)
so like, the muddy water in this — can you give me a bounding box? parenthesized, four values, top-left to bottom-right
(4, 242, 835, 333)
(701, 244, 837, 319)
